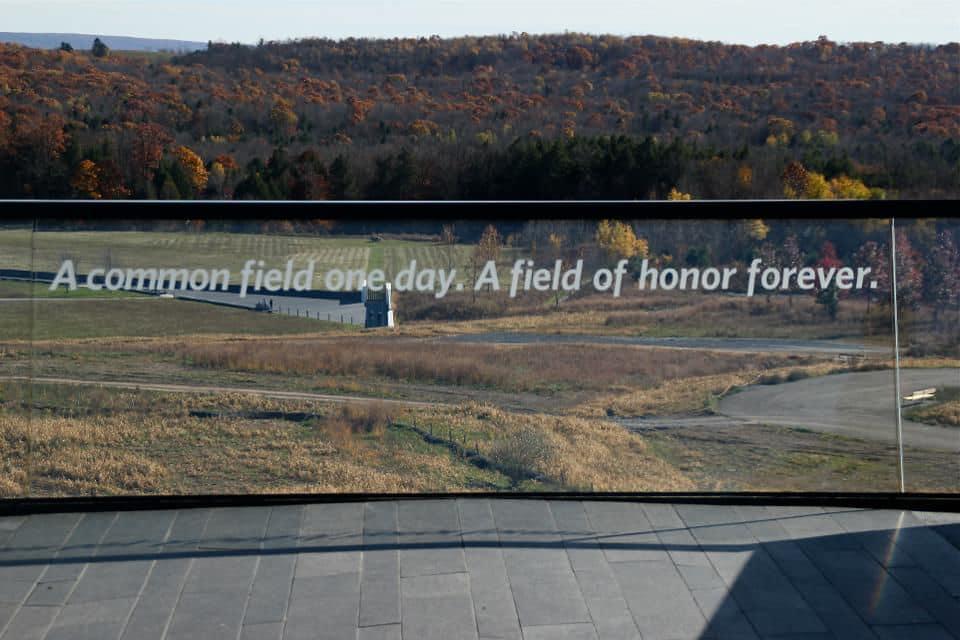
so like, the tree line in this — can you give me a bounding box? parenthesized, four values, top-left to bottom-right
(0, 33, 957, 199)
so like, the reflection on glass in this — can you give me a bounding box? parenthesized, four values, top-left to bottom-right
(895, 218, 960, 493)
(1, 217, 956, 497)
(0, 221, 34, 498)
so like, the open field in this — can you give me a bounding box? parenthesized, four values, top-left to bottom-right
(0, 297, 353, 340)
(1, 229, 373, 276)
(0, 382, 692, 496)
(0, 280, 140, 299)
(1, 329, 956, 495)
(3, 228, 955, 348)
(3, 377, 955, 496)
(637, 420, 959, 492)
(8, 281, 952, 348)
(400, 288, 956, 349)
(0, 330, 831, 413)
(1, 226, 956, 496)
(0, 229, 523, 286)
(174, 338, 808, 395)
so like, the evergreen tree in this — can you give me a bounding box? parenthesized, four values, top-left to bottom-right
(91, 38, 110, 58)
(328, 155, 352, 200)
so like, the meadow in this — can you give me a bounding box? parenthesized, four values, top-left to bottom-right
(174, 338, 806, 395)
(3, 368, 957, 497)
(1, 226, 957, 498)
(0, 382, 692, 497)
(0, 228, 521, 286)
(0, 297, 347, 340)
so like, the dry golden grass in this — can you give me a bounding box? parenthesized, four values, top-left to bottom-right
(396, 291, 891, 339)
(398, 290, 958, 358)
(575, 361, 851, 418)
(397, 310, 612, 337)
(0, 387, 508, 495)
(1, 411, 171, 495)
(407, 402, 693, 491)
(907, 385, 960, 427)
(174, 338, 804, 394)
(910, 401, 960, 426)
(898, 357, 960, 368)
(1, 381, 693, 495)
(0, 476, 23, 497)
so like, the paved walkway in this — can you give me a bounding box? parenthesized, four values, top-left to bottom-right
(1, 500, 958, 640)
(719, 368, 960, 451)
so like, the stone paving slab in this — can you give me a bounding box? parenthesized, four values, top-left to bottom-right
(359, 502, 400, 629)
(0, 500, 957, 639)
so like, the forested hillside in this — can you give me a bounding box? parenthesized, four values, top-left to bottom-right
(0, 33, 957, 199)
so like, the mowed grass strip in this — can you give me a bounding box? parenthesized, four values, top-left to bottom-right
(176, 338, 808, 393)
(0, 229, 485, 286)
(383, 243, 524, 283)
(0, 280, 139, 299)
(0, 298, 348, 340)
(1, 230, 404, 280)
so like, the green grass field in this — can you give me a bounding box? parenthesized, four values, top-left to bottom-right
(6, 230, 376, 279)
(383, 242, 496, 278)
(0, 280, 140, 299)
(0, 297, 352, 340)
(0, 229, 527, 290)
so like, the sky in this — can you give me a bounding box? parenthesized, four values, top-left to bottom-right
(2, 0, 958, 45)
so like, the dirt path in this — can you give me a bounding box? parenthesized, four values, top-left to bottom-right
(1, 375, 437, 408)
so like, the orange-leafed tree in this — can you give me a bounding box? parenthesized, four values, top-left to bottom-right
(173, 145, 209, 195)
(15, 112, 67, 166)
(71, 159, 102, 199)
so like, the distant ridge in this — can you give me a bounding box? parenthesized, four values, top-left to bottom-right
(0, 32, 207, 52)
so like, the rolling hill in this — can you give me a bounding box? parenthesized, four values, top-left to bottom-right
(0, 32, 206, 52)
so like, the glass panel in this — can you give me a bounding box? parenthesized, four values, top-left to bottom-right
(607, 218, 903, 492)
(0, 220, 35, 498)
(895, 218, 960, 492)
(0, 216, 926, 496)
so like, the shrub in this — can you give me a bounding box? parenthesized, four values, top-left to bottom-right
(757, 373, 784, 385)
(338, 402, 390, 435)
(395, 292, 511, 321)
(487, 425, 554, 482)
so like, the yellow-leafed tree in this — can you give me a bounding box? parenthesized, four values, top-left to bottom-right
(269, 98, 299, 138)
(829, 175, 872, 199)
(596, 220, 648, 262)
(174, 146, 209, 195)
(745, 219, 769, 241)
(803, 171, 833, 199)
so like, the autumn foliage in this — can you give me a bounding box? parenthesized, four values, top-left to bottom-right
(0, 33, 957, 199)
